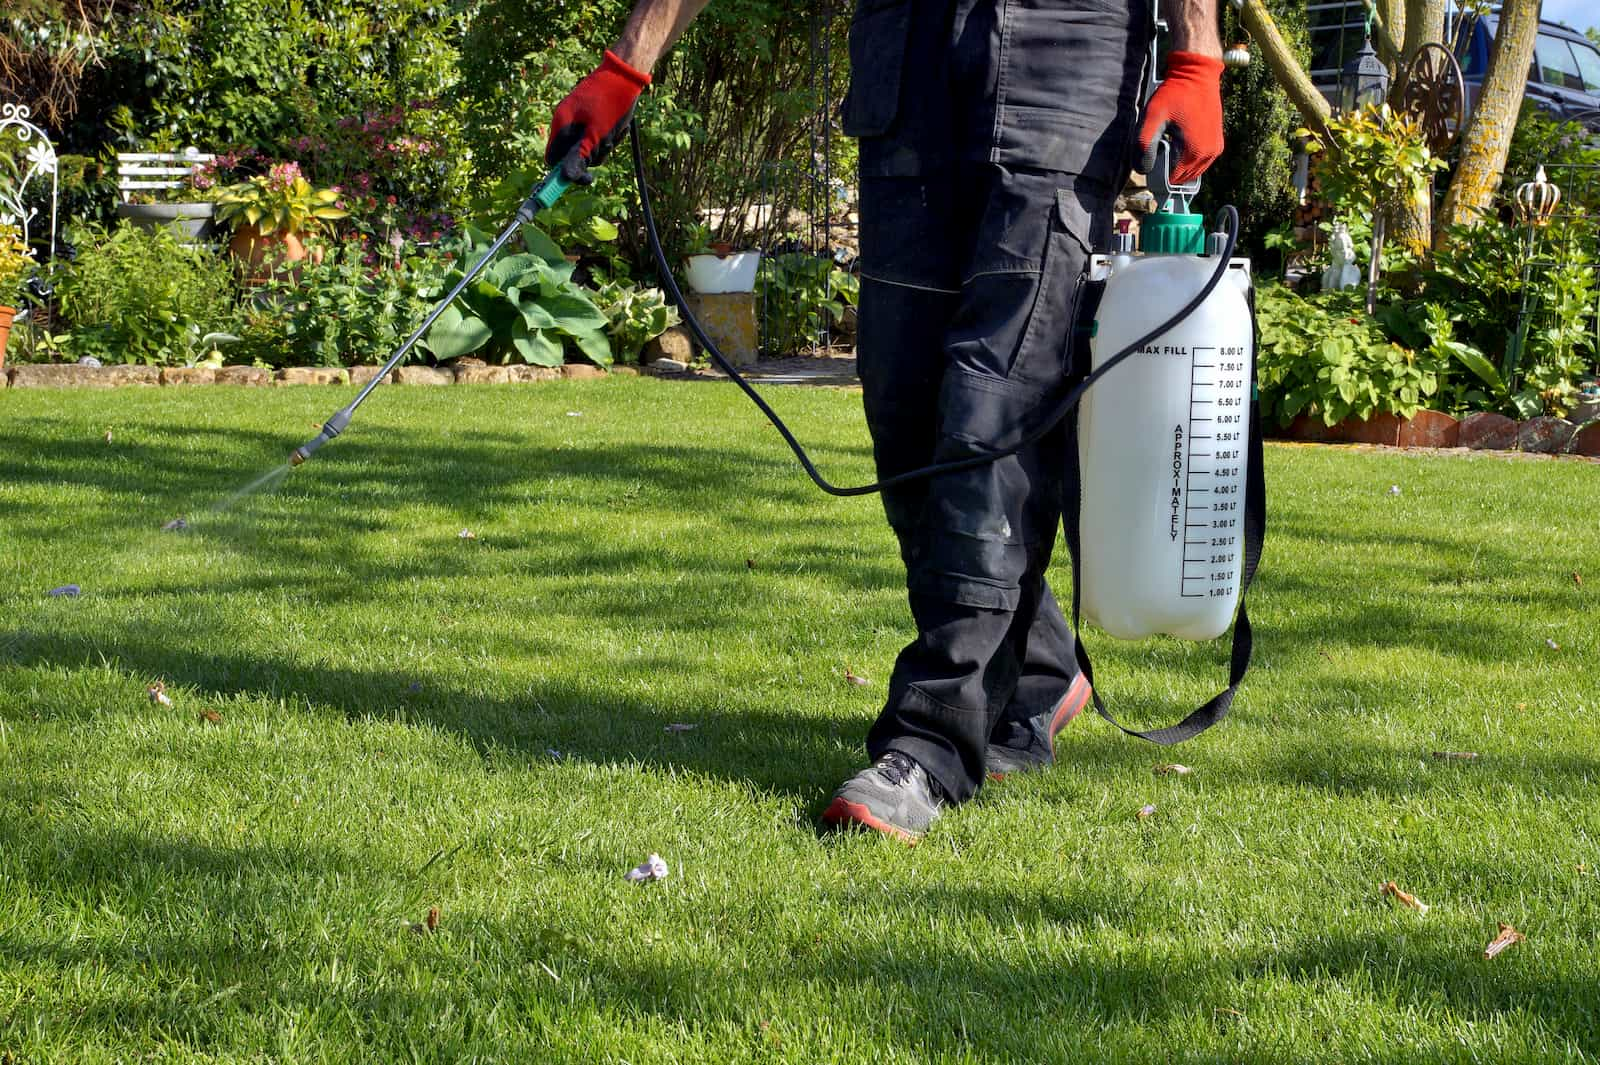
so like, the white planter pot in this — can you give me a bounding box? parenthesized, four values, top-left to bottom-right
(684, 251, 761, 294)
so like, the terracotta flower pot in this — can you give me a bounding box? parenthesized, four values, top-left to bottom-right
(229, 224, 309, 282)
(0, 304, 15, 371)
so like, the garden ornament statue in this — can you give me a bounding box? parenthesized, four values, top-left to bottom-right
(1322, 222, 1361, 291)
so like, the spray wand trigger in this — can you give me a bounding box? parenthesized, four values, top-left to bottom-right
(1147, 139, 1202, 215)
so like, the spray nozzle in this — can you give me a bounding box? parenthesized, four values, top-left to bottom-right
(1147, 139, 1202, 215)
(289, 407, 353, 466)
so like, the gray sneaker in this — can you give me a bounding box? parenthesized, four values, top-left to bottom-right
(985, 674, 1093, 779)
(821, 750, 943, 843)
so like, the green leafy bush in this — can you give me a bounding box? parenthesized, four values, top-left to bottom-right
(422, 226, 612, 367)
(1255, 282, 1443, 426)
(595, 282, 679, 364)
(232, 239, 454, 369)
(53, 222, 238, 366)
(757, 253, 856, 356)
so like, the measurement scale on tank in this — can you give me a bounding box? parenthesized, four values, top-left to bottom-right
(1179, 345, 1246, 599)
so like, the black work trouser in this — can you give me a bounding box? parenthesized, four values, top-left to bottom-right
(844, 0, 1151, 802)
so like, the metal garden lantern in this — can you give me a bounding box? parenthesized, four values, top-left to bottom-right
(1515, 165, 1562, 227)
(1339, 23, 1390, 113)
(1222, 41, 1251, 69)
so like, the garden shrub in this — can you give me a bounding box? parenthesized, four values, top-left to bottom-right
(230, 238, 456, 369)
(1254, 282, 1445, 426)
(53, 221, 238, 366)
(756, 252, 856, 356)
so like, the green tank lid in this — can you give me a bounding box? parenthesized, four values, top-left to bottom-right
(1141, 210, 1206, 255)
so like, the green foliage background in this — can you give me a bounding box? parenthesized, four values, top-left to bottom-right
(1195, 0, 1307, 263)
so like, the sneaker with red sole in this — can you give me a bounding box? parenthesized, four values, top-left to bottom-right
(820, 750, 944, 844)
(984, 673, 1093, 779)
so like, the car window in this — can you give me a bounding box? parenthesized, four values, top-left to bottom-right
(1569, 38, 1600, 94)
(1535, 34, 1583, 90)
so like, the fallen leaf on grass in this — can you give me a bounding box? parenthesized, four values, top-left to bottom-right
(1381, 880, 1430, 915)
(458, 529, 477, 540)
(199, 708, 222, 724)
(844, 667, 871, 687)
(1515, 702, 1528, 712)
(746, 558, 756, 570)
(665, 723, 697, 733)
(1483, 922, 1524, 959)
(1136, 804, 1157, 821)
(147, 682, 173, 707)
(1386, 485, 1402, 496)
(625, 853, 670, 882)
(104, 430, 113, 443)
(1431, 750, 1478, 761)
(1573, 571, 1583, 588)
(566, 411, 583, 417)
(161, 517, 187, 532)
(426, 906, 440, 931)
(1154, 764, 1192, 776)
(47, 584, 81, 598)
(1545, 638, 1560, 650)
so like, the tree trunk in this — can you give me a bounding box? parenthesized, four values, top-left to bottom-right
(1238, 0, 1330, 131)
(1386, 0, 1448, 258)
(1375, 0, 1406, 65)
(1435, 0, 1540, 242)
(1400, 0, 1447, 62)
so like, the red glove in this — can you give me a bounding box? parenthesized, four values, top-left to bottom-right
(546, 50, 652, 183)
(1137, 51, 1225, 185)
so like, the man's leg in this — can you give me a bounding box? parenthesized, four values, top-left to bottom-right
(832, 166, 1100, 821)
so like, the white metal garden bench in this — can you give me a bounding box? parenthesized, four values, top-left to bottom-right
(115, 148, 215, 201)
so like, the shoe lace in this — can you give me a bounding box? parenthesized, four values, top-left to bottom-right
(875, 750, 920, 787)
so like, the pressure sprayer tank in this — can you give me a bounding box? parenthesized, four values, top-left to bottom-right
(1078, 210, 1253, 641)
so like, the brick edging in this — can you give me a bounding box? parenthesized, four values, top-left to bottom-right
(1272, 409, 1600, 458)
(1, 362, 639, 389)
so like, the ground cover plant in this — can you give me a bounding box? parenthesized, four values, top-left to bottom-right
(2, 380, 1597, 1062)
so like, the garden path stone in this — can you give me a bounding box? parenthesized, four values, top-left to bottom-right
(454, 364, 510, 384)
(215, 366, 271, 386)
(561, 364, 605, 380)
(276, 367, 350, 386)
(1516, 417, 1576, 454)
(1459, 412, 1518, 450)
(393, 366, 451, 386)
(508, 366, 561, 383)
(347, 366, 391, 387)
(643, 324, 693, 364)
(160, 367, 216, 386)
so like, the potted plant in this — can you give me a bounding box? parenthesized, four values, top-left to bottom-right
(114, 153, 221, 242)
(0, 223, 36, 370)
(682, 223, 761, 294)
(215, 162, 347, 279)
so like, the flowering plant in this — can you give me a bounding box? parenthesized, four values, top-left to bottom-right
(0, 223, 36, 304)
(214, 162, 348, 237)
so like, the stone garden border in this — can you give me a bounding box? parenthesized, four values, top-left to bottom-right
(1273, 409, 1600, 458)
(3, 361, 635, 390)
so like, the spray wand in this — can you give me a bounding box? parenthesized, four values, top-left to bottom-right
(288, 156, 578, 466)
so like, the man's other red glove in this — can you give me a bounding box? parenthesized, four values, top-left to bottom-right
(546, 50, 652, 182)
(1137, 51, 1224, 185)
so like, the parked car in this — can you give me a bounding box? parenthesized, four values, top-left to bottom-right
(1457, 15, 1600, 131)
(1307, 3, 1600, 132)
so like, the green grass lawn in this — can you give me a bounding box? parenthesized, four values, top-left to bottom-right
(2, 379, 1597, 1063)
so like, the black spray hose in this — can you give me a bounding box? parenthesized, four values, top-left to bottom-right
(628, 121, 1240, 497)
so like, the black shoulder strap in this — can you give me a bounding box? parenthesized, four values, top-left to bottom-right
(1061, 285, 1266, 745)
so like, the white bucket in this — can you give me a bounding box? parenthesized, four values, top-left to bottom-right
(684, 252, 761, 294)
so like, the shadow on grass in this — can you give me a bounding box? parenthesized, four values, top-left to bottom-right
(10, 811, 1595, 1058)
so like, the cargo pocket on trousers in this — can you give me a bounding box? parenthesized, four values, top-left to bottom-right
(841, 0, 913, 138)
(1008, 189, 1095, 389)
